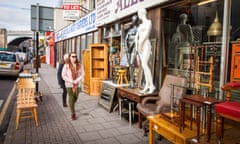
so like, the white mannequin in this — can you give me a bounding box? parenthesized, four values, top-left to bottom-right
(135, 8, 155, 94)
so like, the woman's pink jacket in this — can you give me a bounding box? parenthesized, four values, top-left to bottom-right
(62, 64, 85, 88)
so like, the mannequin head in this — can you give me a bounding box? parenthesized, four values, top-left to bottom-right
(137, 8, 147, 20)
(131, 15, 138, 25)
(179, 13, 188, 24)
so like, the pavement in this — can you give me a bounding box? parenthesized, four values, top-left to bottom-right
(3, 63, 171, 144)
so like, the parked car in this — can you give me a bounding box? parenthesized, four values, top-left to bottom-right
(15, 52, 28, 64)
(0, 51, 23, 77)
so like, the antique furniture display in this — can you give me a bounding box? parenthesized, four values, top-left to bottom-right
(167, 40, 222, 96)
(230, 42, 240, 82)
(148, 114, 196, 144)
(16, 78, 39, 129)
(215, 82, 240, 143)
(137, 75, 187, 134)
(117, 87, 158, 128)
(83, 44, 108, 96)
(179, 94, 221, 142)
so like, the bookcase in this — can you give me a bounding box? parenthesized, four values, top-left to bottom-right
(83, 44, 108, 96)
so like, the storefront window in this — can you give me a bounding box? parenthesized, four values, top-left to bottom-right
(71, 38, 75, 52)
(76, 36, 81, 60)
(81, 35, 86, 50)
(94, 31, 98, 43)
(87, 33, 93, 48)
(164, 0, 224, 93)
(65, 40, 69, 53)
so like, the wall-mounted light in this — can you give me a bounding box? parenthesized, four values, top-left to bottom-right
(198, 0, 217, 6)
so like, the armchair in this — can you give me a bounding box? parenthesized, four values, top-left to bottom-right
(215, 82, 240, 143)
(136, 74, 187, 135)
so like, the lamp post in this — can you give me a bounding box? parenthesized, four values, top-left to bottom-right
(35, 3, 40, 99)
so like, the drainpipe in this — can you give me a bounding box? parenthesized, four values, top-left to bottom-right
(219, 0, 232, 100)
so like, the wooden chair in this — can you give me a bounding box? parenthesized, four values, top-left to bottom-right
(195, 56, 213, 93)
(16, 78, 39, 129)
(215, 82, 240, 143)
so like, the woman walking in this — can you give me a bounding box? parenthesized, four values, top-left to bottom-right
(57, 53, 68, 107)
(62, 52, 84, 120)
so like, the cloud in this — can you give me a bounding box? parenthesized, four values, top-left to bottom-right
(0, 0, 62, 30)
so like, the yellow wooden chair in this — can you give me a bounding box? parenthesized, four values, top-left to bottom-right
(16, 78, 38, 129)
(195, 56, 213, 93)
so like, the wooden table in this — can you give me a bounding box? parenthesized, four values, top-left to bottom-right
(148, 114, 196, 144)
(179, 94, 221, 142)
(117, 87, 158, 128)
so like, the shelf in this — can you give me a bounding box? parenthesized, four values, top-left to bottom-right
(83, 44, 108, 96)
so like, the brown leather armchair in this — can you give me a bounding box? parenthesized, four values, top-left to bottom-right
(137, 74, 187, 135)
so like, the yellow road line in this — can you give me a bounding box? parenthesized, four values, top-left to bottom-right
(0, 83, 16, 125)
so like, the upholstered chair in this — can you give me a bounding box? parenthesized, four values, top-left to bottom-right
(137, 74, 187, 135)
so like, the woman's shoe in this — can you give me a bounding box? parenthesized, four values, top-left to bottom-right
(71, 113, 76, 120)
(63, 104, 68, 107)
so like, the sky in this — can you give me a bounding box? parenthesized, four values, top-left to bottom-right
(0, 0, 62, 31)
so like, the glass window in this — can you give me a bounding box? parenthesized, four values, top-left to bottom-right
(87, 33, 93, 48)
(81, 35, 86, 50)
(163, 0, 224, 92)
(76, 36, 81, 60)
(94, 31, 98, 43)
(71, 38, 75, 52)
(65, 40, 69, 53)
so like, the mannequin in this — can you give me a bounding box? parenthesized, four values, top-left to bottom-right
(125, 15, 138, 88)
(177, 13, 193, 47)
(175, 13, 194, 69)
(135, 8, 155, 94)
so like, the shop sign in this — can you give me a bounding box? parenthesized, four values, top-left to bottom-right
(55, 10, 97, 42)
(96, 0, 170, 26)
(62, 0, 80, 21)
(31, 5, 54, 32)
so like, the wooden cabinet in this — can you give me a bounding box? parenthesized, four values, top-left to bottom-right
(231, 42, 240, 82)
(83, 49, 90, 94)
(83, 44, 108, 96)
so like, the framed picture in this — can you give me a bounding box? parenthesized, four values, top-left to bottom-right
(137, 38, 158, 89)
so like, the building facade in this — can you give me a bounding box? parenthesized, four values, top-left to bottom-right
(54, 0, 240, 99)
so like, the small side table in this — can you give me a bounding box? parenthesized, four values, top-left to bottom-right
(179, 94, 221, 142)
(117, 87, 158, 128)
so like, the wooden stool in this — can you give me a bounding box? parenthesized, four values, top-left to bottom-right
(117, 69, 128, 85)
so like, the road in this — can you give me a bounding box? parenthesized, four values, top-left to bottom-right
(0, 76, 17, 143)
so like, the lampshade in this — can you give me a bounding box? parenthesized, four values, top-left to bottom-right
(207, 12, 222, 36)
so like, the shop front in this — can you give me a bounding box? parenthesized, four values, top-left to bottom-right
(52, 0, 240, 142)
(96, 0, 238, 98)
